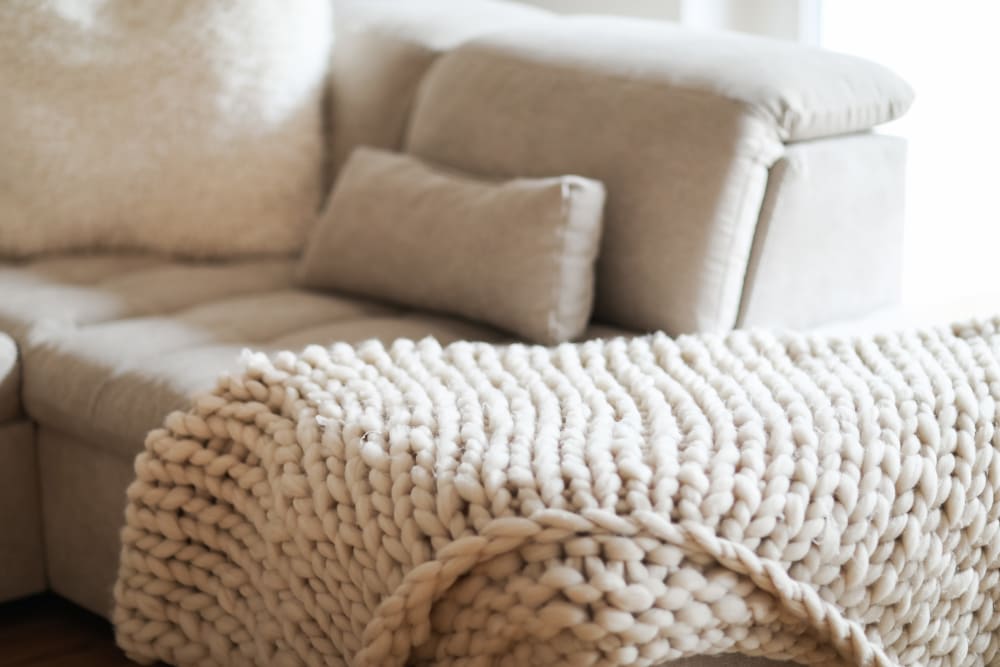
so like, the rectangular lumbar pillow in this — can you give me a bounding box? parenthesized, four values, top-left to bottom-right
(0, 1, 332, 258)
(297, 147, 605, 344)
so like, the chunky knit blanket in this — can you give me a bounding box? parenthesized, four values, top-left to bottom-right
(114, 318, 1000, 667)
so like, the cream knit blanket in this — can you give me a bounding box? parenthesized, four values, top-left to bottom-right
(114, 319, 1000, 667)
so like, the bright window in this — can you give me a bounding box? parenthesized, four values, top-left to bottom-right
(821, 2, 1000, 312)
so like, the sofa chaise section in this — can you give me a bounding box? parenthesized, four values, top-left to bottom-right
(0, 255, 626, 614)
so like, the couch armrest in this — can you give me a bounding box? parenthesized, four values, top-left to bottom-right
(494, 15, 914, 143)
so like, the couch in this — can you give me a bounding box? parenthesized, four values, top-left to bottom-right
(0, 1, 912, 664)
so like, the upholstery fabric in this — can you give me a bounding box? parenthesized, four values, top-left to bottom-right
(406, 17, 912, 335)
(38, 428, 137, 617)
(115, 317, 1000, 665)
(0, 420, 45, 603)
(22, 299, 503, 462)
(0, 332, 19, 421)
(738, 133, 908, 329)
(0, 0, 332, 258)
(406, 23, 775, 336)
(299, 147, 606, 344)
(0, 255, 627, 462)
(435, 16, 913, 143)
(0, 256, 295, 339)
(328, 0, 549, 179)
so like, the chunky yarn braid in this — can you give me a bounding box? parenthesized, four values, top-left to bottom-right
(114, 317, 1000, 666)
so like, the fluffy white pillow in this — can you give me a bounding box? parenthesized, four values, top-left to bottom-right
(0, 1, 333, 258)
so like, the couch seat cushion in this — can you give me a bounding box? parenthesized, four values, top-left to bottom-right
(0, 333, 19, 422)
(1, 255, 626, 460)
(0, 254, 294, 338)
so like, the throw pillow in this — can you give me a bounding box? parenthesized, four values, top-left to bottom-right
(297, 147, 606, 344)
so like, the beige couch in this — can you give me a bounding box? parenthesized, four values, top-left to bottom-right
(0, 1, 912, 665)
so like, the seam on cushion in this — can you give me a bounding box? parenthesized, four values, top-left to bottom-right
(8, 264, 296, 334)
(71, 305, 392, 365)
(262, 312, 507, 350)
(424, 46, 783, 146)
(30, 310, 404, 456)
(710, 151, 778, 332)
(178, 297, 397, 342)
(18, 258, 168, 287)
(735, 132, 902, 328)
(76, 260, 170, 286)
(1, 262, 171, 334)
(24, 369, 155, 461)
(734, 155, 791, 328)
(397, 52, 447, 157)
(549, 178, 598, 344)
(83, 367, 118, 435)
(64, 287, 325, 337)
(258, 312, 422, 348)
(549, 181, 573, 344)
(27, 339, 291, 461)
(87, 266, 296, 323)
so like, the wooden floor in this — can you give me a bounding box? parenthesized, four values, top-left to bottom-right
(0, 594, 147, 666)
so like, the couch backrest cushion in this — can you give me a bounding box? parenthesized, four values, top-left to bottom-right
(405, 16, 913, 334)
(328, 0, 550, 180)
(405, 19, 776, 334)
(0, 1, 332, 259)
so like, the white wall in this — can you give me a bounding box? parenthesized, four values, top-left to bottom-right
(822, 1, 1000, 312)
(515, 0, 681, 20)
(513, 0, 820, 42)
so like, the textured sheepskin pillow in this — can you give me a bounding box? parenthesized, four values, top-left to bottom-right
(297, 147, 606, 344)
(0, 1, 333, 258)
